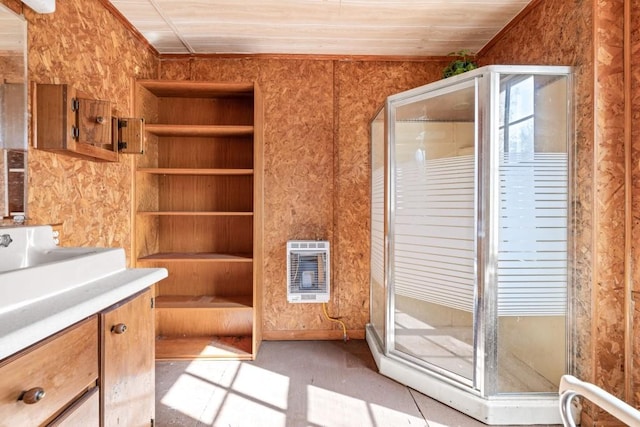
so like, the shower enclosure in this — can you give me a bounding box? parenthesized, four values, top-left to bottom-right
(367, 65, 572, 425)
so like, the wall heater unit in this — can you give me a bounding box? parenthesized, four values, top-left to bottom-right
(287, 240, 330, 303)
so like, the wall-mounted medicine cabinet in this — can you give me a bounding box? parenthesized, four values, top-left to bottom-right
(33, 83, 144, 162)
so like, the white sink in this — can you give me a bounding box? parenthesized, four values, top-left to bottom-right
(0, 225, 127, 314)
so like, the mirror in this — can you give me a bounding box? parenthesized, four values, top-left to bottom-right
(0, 3, 27, 222)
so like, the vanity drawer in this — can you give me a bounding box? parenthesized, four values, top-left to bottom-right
(0, 316, 98, 426)
(49, 387, 99, 427)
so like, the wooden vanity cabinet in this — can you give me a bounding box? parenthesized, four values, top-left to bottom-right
(0, 316, 99, 426)
(100, 288, 154, 427)
(0, 289, 155, 427)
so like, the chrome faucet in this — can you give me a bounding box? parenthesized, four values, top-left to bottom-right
(0, 234, 13, 247)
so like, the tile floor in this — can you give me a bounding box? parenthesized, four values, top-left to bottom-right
(155, 340, 561, 427)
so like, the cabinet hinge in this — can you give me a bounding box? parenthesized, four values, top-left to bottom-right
(117, 119, 128, 150)
(150, 297, 154, 309)
(71, 97, 80, 112)
(71, 125, 80, 140)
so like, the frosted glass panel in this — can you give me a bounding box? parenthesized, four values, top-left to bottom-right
(391, 82, 477, 382)
(394, 155, 475, 312)
(498, 152, 568, 316)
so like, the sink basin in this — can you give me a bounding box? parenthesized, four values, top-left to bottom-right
(0, 225, 127, 314)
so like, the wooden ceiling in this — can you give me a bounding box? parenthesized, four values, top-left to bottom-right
(108, 0, 533, 56)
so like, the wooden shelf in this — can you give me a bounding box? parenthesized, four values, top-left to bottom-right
(137, 211, 253, 216)
(138, 252, 253, 262)
(138, 80, 254, 98)
(137, 168, 253, 175)
(145, 124, 253, 137)
(155, 295, 253, 309)
(155, 336, 253, 360)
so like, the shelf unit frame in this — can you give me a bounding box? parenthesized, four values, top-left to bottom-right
(133, 79, 263, 360)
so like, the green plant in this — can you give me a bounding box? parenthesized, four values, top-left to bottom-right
(442, 49, 477, 79)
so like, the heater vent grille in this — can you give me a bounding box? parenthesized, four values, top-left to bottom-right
(286, 240, 330, 303)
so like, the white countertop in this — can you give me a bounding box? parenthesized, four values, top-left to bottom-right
(0, 267, 167, 360)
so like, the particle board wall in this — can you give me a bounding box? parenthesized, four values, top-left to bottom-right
(7, 0, 159, 258)
(157, 56, 448, 338)
(479, 0, 630, 424)
(631, 0, 640, 412)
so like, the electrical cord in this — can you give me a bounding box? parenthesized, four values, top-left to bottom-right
(322, 303, 348, 342)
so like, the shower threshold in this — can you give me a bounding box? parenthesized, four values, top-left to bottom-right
(365, 324, 562, 425)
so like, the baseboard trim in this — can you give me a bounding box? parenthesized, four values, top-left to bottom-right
(262, 329, 365, 341)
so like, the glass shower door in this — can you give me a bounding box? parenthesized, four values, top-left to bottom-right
(388, 80, 478, 383)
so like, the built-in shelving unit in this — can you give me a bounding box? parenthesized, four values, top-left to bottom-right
(133, 80, 263, 360)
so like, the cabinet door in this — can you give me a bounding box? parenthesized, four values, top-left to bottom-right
(100, 289, 154, 427)
(77, 97, 111, 149)
(34, 84, 75, 151)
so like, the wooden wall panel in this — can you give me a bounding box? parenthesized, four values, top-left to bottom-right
(481, 0, 630, 424)
(594, 8, 628, 425)
(158, 57, 447, 338)
(631, 0, 640, 411)
(589, 0, 626, 410)
(18, 0, 158, 260)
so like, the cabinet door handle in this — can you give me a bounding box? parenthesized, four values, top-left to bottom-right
(20, 387, 46, 404)
(111, 323, 127, 334)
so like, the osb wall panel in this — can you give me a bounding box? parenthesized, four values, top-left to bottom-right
(589, 0, 626, 410)
(158, 57, 445, 336)
(481, 0, 629, 423)
(22, 0, 157, 258)
(632, 0, 640, 410)
(332, 60, 447, 330)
